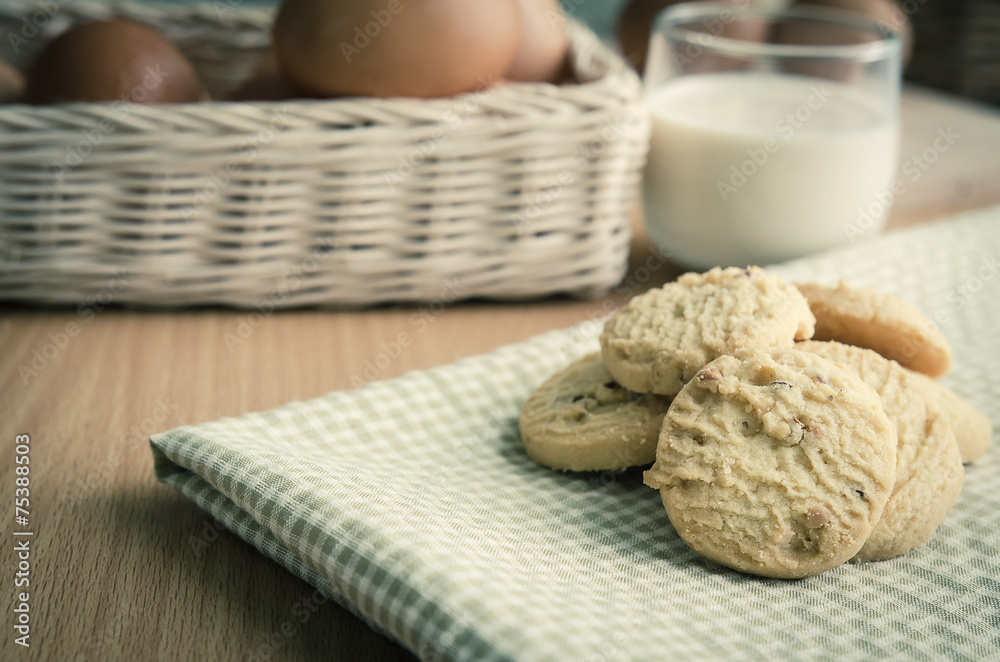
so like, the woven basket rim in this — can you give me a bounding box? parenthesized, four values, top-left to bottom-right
(0, 74, 636, 114)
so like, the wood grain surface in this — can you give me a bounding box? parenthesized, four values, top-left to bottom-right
(2, 85, 999, 662)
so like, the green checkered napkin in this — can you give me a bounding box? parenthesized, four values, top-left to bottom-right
(152, 208, 1000, 662)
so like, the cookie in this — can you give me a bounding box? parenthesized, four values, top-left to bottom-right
(902, 369, 992, 464)
(798, 340, 965, 561)
(644, 347, 896, 578)
(519, 353, 673, 472)
(796, 281, 953, 378)
(601, 266, 815, 396)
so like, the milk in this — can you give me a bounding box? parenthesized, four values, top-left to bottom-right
(643, 72, 898, 268)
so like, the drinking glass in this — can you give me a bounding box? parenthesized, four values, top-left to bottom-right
(642, 2, 902, 268)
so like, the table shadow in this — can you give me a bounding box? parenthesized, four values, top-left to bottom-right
(76, 482, 418, 662)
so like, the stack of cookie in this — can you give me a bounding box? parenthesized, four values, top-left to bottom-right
(519, 267, 992, 578)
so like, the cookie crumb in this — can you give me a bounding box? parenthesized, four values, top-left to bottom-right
(805, 506, 831, 529)
(697, 367, 722, 382)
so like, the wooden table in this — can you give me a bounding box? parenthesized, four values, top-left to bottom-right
(2, 86, 999, 662)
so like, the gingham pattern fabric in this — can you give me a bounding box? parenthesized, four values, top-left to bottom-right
(152, 207, 1000, 662)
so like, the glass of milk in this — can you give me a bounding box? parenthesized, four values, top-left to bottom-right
(642, 3, 902, 269)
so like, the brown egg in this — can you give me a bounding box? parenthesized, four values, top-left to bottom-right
(272, 0, 521, 98)
(0, 58, 24, 103)
(24, 19, 208, 104)
(788, 0, 912, 67)
(506, 0, 569, 83)
(617, 0, 769, 75)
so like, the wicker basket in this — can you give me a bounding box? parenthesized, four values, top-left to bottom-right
(0, 0, 649, 308)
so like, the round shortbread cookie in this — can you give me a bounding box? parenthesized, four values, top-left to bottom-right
(601, 266, 815, 396)
(906, 370, 993, 464)
(799, 340, 965, 562)
(519, 354, 673, 472)
(644, 347, 896, 578)
(796, 280, 953, 378)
